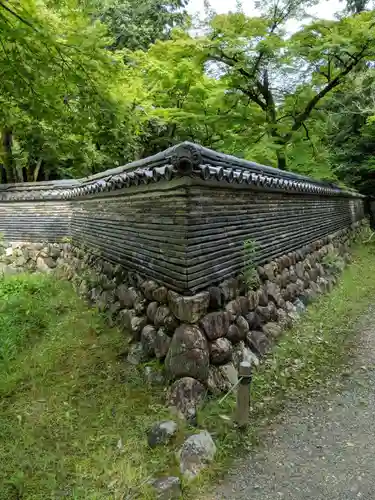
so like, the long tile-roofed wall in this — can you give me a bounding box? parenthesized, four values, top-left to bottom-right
(0, 143, 365, 293)
(0, 143, 363, 201)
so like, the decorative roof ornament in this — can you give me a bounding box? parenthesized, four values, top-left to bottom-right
(169, 143, 202, 175)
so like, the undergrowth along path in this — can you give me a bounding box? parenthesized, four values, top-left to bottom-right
(210, 308, 375, 499)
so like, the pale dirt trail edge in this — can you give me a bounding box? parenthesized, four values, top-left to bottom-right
(210, 307, 375, 500)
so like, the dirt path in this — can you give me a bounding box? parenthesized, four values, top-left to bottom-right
(211, 308, 375, 500)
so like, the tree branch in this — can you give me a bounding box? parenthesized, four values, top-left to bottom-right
(332, 53, 346, 66)
(276, 113, 293, 122)
(210, 49, 277, 117)
(318, 70, 330, 81)
(217, 96, 242, 115)
(237, 86, 267, 111)
(0, 2, 36, 29)
(285, 43, 371, 142)
(253, 130, 268, 144)
(0, 36, 40, 100)
(302, 122, 317, 156)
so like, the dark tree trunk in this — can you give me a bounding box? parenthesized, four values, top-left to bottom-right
(0, 164, 7, 183)
(1, 128, 14, 183)
(32, 157, 43, 181)
(276, 147, 287, 170)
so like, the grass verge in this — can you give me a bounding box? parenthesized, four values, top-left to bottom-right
(0, 273, 179, 500)
(1, 242, 375, 499)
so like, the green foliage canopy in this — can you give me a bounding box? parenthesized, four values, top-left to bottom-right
(134, 2, 375, 171)
(2, 0, 375, 192)
(0, 0, 144, 181)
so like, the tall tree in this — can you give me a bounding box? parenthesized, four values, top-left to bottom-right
(127, 31, 265, 157)
(0, 0, 142, 182)
(324, 70, 375, 194)
(344, 0, 371, 14)
(93, 0, 189, 51)
(203, 3, 375, 169)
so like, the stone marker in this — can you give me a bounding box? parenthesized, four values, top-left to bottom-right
(179, 430, 217, 480)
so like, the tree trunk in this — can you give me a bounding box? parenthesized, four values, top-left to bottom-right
(276, 147, 287, 170)
(269, 122, 287, 170)
(0, 165, 6, 184)
(1, 128, 15, 183)
(33, 157, 43, 181)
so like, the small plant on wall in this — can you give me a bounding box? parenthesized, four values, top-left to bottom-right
(322, 250, 345, 275)
(243, 238, 259, 290)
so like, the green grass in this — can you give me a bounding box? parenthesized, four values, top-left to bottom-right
(2, 241, 375, 499)
(0, 274, 181, 500)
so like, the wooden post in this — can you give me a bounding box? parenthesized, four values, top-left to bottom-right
(235, 361, 252, 428)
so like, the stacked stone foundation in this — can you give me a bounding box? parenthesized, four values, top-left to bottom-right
(0, 220, 364, 419)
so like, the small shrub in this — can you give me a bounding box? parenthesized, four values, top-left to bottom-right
(60, 236, 72, 243)
(322, 250, 345, 275)
(358, 222, 375, 247)
(0, 233, 6, 256)
(243, 239, 259, 290)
